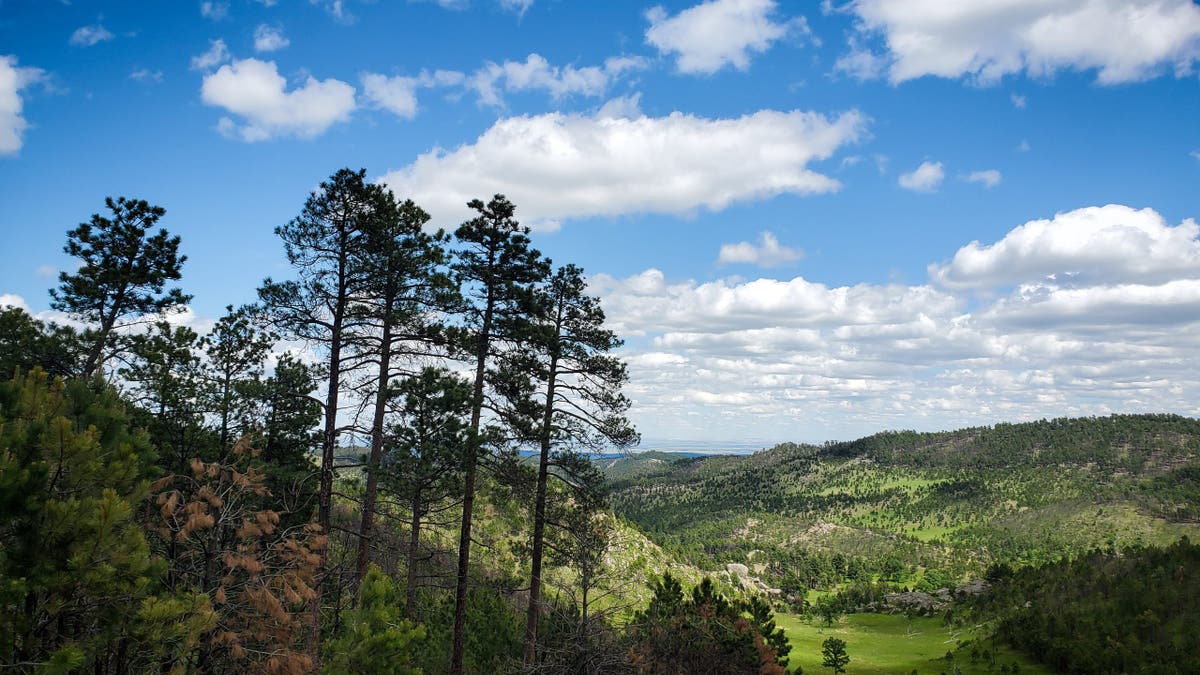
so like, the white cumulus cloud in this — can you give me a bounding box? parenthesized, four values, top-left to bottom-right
(645, 0, 799, 74)
(930, 204, 1200, 290)
(361, 73, 421, 119)
(201, 58, 356, 141)
(379, 107, 866, 229)
(253, 24, 290, 52)
(898, 160, 943, 192)
(360, 69, 465, 119)
(589, 203, 1200, 440)
(0, 293, 30, 311)
(844, 0, 1200, 84)
(1, 55, 45, 156)
(718, 231, 803, 267)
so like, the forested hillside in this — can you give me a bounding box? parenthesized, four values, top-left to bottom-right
(612, 416, 1200, 575)
(0, 173, 804, 675)
(607, 418, 1200, 673)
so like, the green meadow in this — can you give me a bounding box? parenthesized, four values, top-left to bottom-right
(776, 613, 1052, 675)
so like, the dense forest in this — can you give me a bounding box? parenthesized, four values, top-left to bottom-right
(3, 169, 1200, 673)
(0, 170, 798, 674)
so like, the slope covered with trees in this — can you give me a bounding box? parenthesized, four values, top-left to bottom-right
(2, 169, 746, 674)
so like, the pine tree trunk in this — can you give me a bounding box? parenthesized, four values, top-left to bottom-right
(523, 352, 558, 666)
(310, 293, 345, 663)
(355, 317, 393, 582)
(450, 299, 493, 675)
(406, 494, 422, 620)
(82, 309, 118, 379)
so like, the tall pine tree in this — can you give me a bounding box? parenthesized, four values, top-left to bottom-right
(51, 197, 189, 378)
(447, 195, 549, 674)
(506, 263, 638, 665)
(347, 194, 454, 582)
(258, 168, 381, 653)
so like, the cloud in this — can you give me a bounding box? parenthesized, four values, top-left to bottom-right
(201, 58, 356, 141)
(898, 160, 943, 192)
(253, 24, 290, 52)
(930, 204, 1200, 290)
(589, 203, 1200, 441)
(191, 39, 231, 70)
(0, 55, 45, 156)
(499, 0, 533, 17)
(0, 293, 218, 345)
(0, 293, 29, 311)
(965, 169, 1001, 188)
(1011, 93, 1026, 109)
(834, 36, 888, 80)
(844, 0, 1200, 84)
(130, 68, 164, 83)
(468, 53, 646, 107)
(362, 53, 644, 111)
(645, 0, 800, 74)
(596, 93, 643, 120)
(69, 24, 114, 47)
(1191, 150, 1200, 161)
(983, 279, 1200, 329)
(379, 106, 866, 229)
(311, 0, 353, 23)
(718, 232, 803, 267)
(360, 73, 420, 119)
(360, 69, 465, 119)
(200, 1, 229, 20)
(1016, 140, 1031, 153)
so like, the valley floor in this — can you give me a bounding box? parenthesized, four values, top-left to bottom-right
(777, 613, 1052, 675)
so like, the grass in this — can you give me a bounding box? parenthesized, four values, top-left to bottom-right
(906, 523, 962, 542)
(776, 613, 1052, 674)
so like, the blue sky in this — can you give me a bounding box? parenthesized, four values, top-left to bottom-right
(2, 0, 1200, 445)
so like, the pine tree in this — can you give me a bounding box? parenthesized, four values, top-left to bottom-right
(0, 370, 162, 670)
(147, 437, 323, 673)
(322, 564, 425, 675)
(447, 194, 549, 674)
(258, 168, 381, 652)
(629, 574, 787, 674)
(348, 193, 453, 582)
(201, 304, 276, 450)
(382, 367, 471, 619)
(118, 320, 211, 475)
(258, 354, 321, 528)
(50, 197, 189, 378)
(509, 263, 638, 665)
(0, 306, 84, 378)
(822, 637, 850, 673)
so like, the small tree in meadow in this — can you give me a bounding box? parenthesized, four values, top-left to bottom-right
(821, 636, 850, 673)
